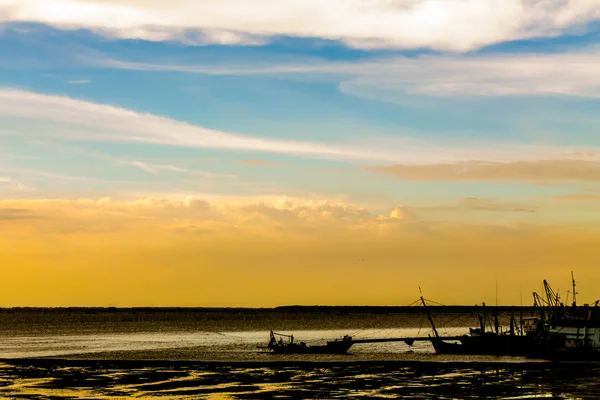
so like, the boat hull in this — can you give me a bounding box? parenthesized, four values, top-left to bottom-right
(431, 334, 534, 356)
(267, 341, 353, 354)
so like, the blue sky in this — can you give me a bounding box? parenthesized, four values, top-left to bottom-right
(1, 1, 600, 213)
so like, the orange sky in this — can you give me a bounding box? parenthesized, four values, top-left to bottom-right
(1, 196, 599, 307)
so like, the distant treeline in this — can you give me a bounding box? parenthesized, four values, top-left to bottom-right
(0, 305, 543, 335)
(274, 305, 539, 314)
(0, 305, 538, 314)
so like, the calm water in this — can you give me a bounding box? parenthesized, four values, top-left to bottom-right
(0, 328, 598, 398)
(0, 329, 443, 359)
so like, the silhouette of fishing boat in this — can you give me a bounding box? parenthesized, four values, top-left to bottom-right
(526, 273, 600, 360)
(258, 331, 354, 354)
(419, 293, 534, 356)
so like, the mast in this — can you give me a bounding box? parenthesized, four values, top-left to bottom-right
(571, 271, 577, 307)
(519, 286, 524, 336)
(493, 307, 500, 335)
(481, 302, 486, 333)
(419, 288, 440, 338)
(509, 313, 515, 336)
(583, 305, 591, 348)
(476, 304, 484, 333)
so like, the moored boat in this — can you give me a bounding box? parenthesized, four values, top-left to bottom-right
(527, 274, 600, 360)
(258, 331, 354, 354)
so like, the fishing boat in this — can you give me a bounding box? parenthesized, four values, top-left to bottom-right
(528, 273, 600, 360)
(258, 331, 354, 354)
(420, 295, 534, 356)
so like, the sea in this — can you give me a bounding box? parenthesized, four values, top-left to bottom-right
(0, 326, 599, 399)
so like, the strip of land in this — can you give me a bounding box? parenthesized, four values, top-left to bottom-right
(0, 306, 538, 336)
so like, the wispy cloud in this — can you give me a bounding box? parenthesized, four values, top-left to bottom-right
(0, 177, 24, 190)
(91, 52, 600, 99)
(67, 79, 91, 84)
(125, 160, 237, 179)
(125, 161, 188, 175)
(417, 197, 537, 213)
(2, 167, 111, 184)
(373, 160, 600, 182)
(2, 0, 599, 51)
(2, 88, 600, 167)
(556, 194, 600, 201)
(0, 207, 40, 221)
(237, 160, 289, 167)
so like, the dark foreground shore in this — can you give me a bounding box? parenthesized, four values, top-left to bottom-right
(0, 358, 598, 399)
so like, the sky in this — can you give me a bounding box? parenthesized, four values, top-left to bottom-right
(1, 0, 600, 307)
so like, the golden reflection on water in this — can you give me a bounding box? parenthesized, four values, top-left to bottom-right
(0, 361, 597, 399)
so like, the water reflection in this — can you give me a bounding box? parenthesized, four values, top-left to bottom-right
(0, 329, 597, 398)
(0, 328, 463, 359)
(0, 359, 598, 399)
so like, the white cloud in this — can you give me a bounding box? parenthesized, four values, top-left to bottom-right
(1, 0, 600, 51)
(0, 88, 389, 162)
(125, 161, 188, 175)
(0, 176, 24, 190)
(93, 51, 600, 99)
(67, 79, 91, 84)
(124, 160, 237, 179)
(338, 53, 600, 99)
(2, 88, 600, 166)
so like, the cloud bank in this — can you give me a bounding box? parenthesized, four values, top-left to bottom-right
(1, 0, 599, 51)
(2, 195, 600, 306)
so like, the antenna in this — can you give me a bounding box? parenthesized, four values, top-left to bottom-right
(571, 271, 577, 307)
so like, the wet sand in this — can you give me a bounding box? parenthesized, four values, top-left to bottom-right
(1, 358, 599, 399)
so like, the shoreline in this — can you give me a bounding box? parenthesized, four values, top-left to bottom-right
(0, 357, 562, 368)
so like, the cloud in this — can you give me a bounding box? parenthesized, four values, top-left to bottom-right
(124, 160, 238, 180)
(2, 195, 600, 307)
(2, 168, 111, 184)
(0, 207, 39, 221)
(0, 176, 24, 190)
(125, 161, 189, 175)
(1, 1, 600, 51)
(94, 52, 600, 99)
(0, 196, 391, 238)
(236, 160, 289, 167)
(338, 53, 600, 99)
(406, 197, 537, 213)
(0, 88, 395, 163)
(3, 88, 600, 166)
(373, 160, 600, 182)
(556, 194, 600, 201)
(0, 195, 577, 241)
(456, 197, 535, 213)
(67, 79, 91, 84)
(433, 197, 536, 213)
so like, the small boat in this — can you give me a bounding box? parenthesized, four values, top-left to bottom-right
(258, 331, 354, 354)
